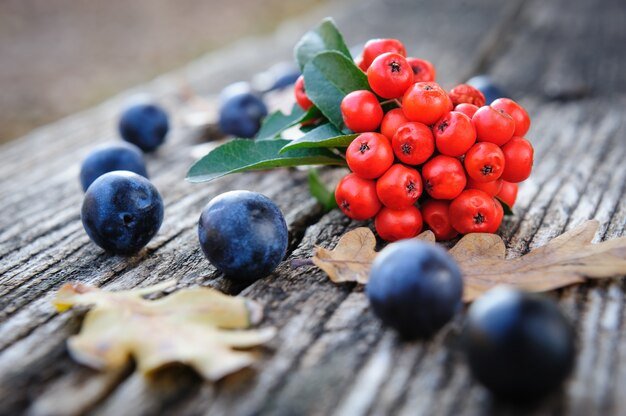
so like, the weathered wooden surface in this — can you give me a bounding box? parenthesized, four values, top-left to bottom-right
(1, 0, 625, 414)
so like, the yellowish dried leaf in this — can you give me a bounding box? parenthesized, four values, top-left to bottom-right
(312, 221, 626, 301)
(53, 280, 275, 381)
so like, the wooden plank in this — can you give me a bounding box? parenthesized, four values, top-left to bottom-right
(489, 0, 626, 99)
(0, 0, 624, 414)
(72, 2, 532, 414)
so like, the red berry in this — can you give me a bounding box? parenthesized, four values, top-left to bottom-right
(454, 103, 479, 118)
(422, 155, 467, 200)
(487, 198, 505, 233)
(391, 122, 435, 165)
(472, 106, 515, 146)
(380, 108, 408, 141)
(376, 164, 422, 209)
(362, 38, 407, 70)
(406, 57, 436, 82)
(500, 137, 534, 182)
(402, 82, 450, 125)
(491, 98, 531, 137)
(449, 84, 486, 107)
(421, 199, 458, 241)
(294, 75, 313, 110)
(341, 90, 383, 133)
(346, 132, 394, 179)
(466, 177, 503, 197)
(375, 206, 423, 242)
(335, 173, 381, 220)
(497, 181, 518, 208)
(449, 189, 499, 234)
(433, 111, 476, 157)
(464, 142, 505, 183)
(445, 94, 454, 112)
(367, 53, 414, 99)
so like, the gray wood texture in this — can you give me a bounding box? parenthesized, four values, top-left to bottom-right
(1, 0, 625, 414)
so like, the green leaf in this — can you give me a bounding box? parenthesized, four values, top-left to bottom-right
(294, 18, 352, 71)
(308, 169, 338, 212)
(301, 106, 323, 124)
(300, 124, 317, 133)
(381, 99, 401, 112)
(255, 105, 322, 140)
(303, 51, 369, 131)
(255, 105, 303, 140)
(496, 198, 514, 216)
(187, 139, 346, 183)
(280, 123, 357, 153)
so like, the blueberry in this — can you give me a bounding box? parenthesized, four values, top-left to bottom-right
(267, 66, 301, 91)
(366, 240, 463, 339)
(198, 190, 288, 281)
(219, 82, 254, 103)
(79, 142, 148, 191)
(462, 287, 576, 402)
(218, 92, 268, 138)
(81, 171, 164, 254)
(118, 103, 169, 152)
(253, 62, 301, 92)
(467, 75, 508, 105)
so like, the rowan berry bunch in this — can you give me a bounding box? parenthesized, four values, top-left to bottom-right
(296, 37, 533, 242)
(190, 20, 533, 243)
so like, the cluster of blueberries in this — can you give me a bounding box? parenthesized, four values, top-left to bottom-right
(79, 101, 291, 282)
(80, 62, 301, 272)
(80, 103, 169, 255)
(79, 72, 572, 403)
(368, 241, 575, 402)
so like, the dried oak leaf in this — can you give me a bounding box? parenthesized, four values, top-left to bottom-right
(312, 221, 626, 302)
(457, 220, 626, 301)
(312, 228, 434, 284)
(53, 280, 275, 381)
(312, 227, 376, 284)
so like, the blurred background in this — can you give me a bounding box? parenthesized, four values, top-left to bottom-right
(2, 0, 623, 144)
(0, 0, 326, 143)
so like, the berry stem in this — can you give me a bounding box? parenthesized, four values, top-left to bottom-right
(379, 98, 402, 107)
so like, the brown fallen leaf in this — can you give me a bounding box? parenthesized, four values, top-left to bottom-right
(312, 228, 434, 284)
(312, 227, 376, 284)
(54, 280, 275, 381)
(415, 230, 436, 243)
(457, 220, 626, 301)
(311, 221, 626, 302)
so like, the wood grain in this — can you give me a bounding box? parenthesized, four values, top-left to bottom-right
(1, 0, 625, 414)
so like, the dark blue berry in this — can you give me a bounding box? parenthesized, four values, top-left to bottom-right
(218, 92, 268, 138)
(198, 191, 288, 281)
(260, 63, 301, 92)
(467, 75, 508, 105)
(462, 287, 576, 402)
(80, 142, 148, 192)
(366, 240, 463, 339)
(81, 171, 164, 255)
(267, 69, 301, 91)
(219, 82, 254, 103)
(119, 103, 169, 152)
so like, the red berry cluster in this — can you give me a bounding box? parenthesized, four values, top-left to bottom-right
(296, 38, 532, 242)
